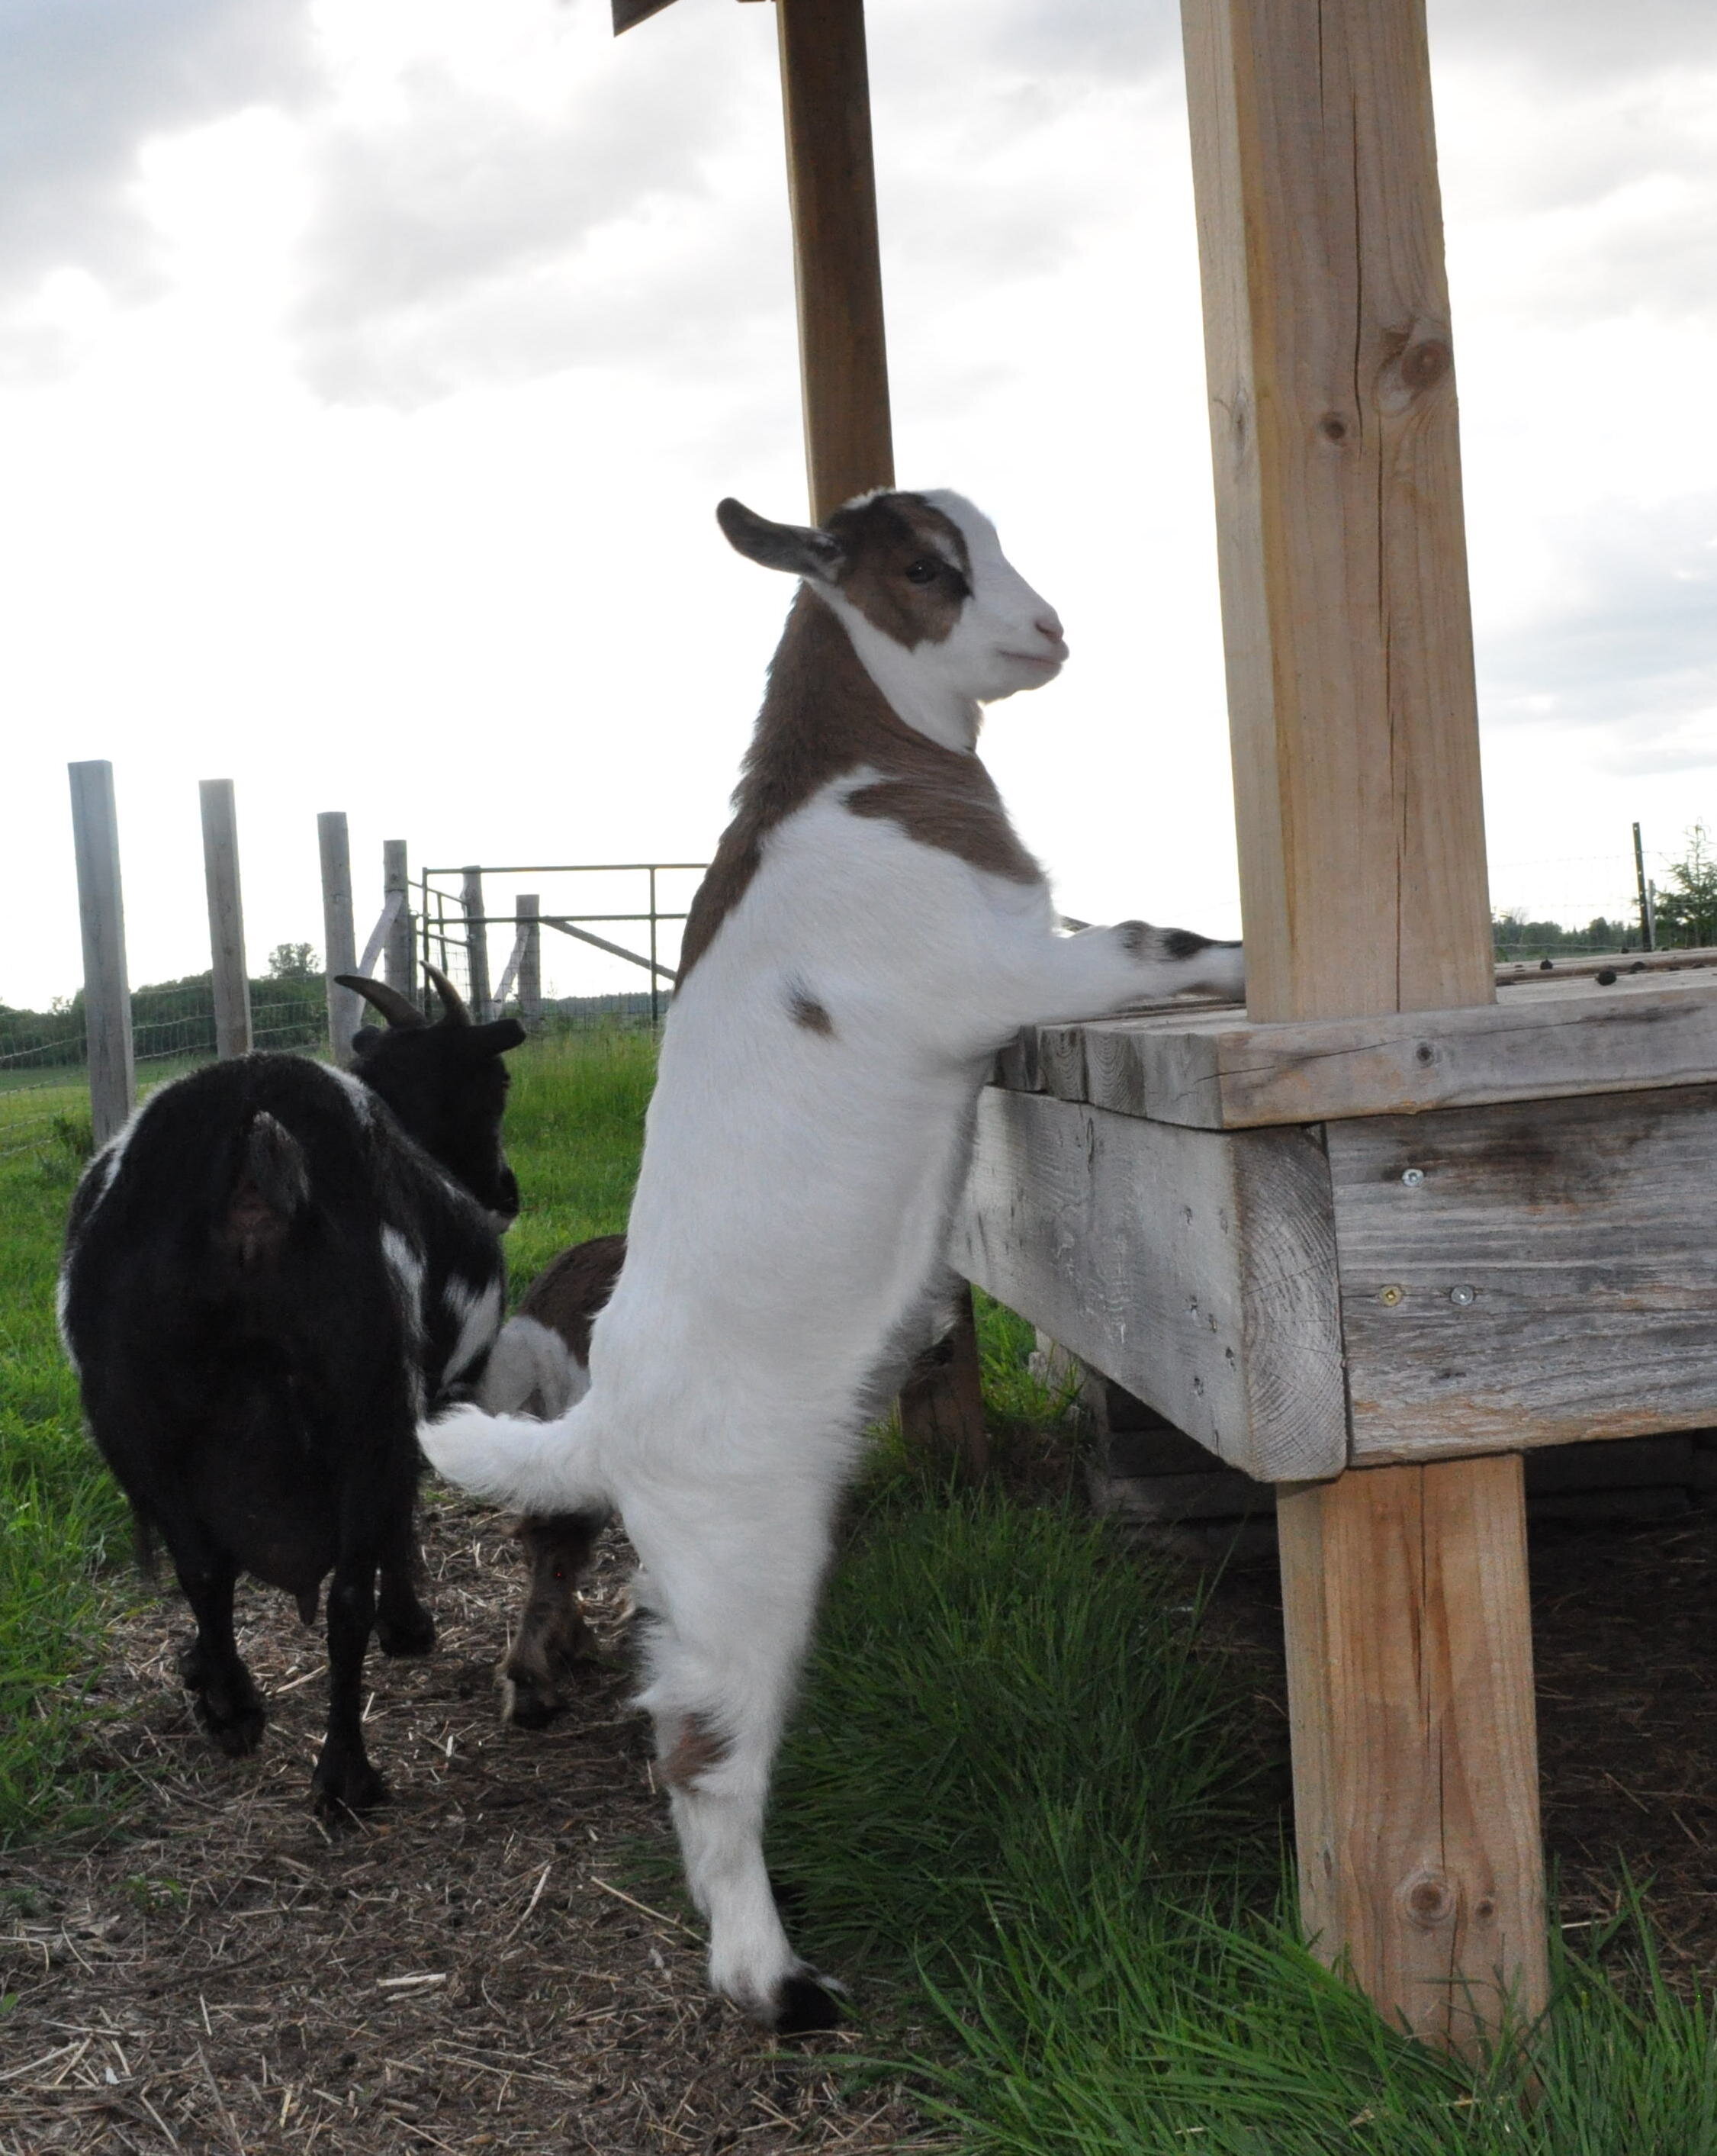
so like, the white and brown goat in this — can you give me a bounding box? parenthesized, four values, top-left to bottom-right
(423, 488, 1243, 2029)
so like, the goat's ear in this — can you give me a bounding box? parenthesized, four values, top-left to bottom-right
(351, 1025, 383, 1057)
(474, 1018, 527, 1055)
(716, 497, 845, 582)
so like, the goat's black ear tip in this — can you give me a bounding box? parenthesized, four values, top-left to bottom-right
(498, 1019, 526, 1051)
(351, 1026, 381, 1055)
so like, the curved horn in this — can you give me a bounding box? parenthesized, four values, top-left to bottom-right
(424, 964, 471, 1026)
(335, 973, 425, 1029)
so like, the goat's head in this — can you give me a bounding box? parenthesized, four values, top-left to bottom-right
(717, 489, 1066, 744)
(336, 967, 525, 1228)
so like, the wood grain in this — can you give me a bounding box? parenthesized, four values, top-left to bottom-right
(952, 1089, 1346, 1482)
(198, 779, 252, 1061)
(317, 811, 361, 1062)
(383, 840, 415, 996)
(1181, 0, 1493, 1021)
(1330, 1084, 1717, 1460)
(1278, 1457, 1547, 2050)
(776, 0, 893, 520)
(67, 760, 136, 1150)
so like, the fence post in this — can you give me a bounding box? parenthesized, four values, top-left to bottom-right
(383, 841, 415, 999)
(199, 780, 252, 1059)
(461, 864, 491, 1019)
(318, 812, 361, 1060)
(517, 893, 541, 1024)
(68, 760, 136, 1149)
(1633, 822, 1656, 951)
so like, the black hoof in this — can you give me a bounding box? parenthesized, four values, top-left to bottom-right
(376, 1602, 437, 1657)
(774, 1972, 844, 2035)
(311, 1751, 389, 1820)
(180, 1642, 266, 1756)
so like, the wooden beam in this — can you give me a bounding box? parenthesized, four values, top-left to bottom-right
(775, 0, 893, 520)
(199, 780, 252, 1060)
(318, 812, 361, 1061)
(1182, 0, 1493, 1022)
(1278, 1457, 1547, 2050)
(1008, 972, 1717, 1129)
(383, 841, 415, 997)
(67, 760, 135, 1150)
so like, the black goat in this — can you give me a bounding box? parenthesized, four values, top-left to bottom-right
(58, 968, 524, 1815)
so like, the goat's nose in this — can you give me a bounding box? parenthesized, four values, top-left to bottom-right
(1036, 613, 1065, 644)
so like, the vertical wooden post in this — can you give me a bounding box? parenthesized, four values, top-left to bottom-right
(68, 760, 135, 1150)
(199, 780, 252, 1059)
(775, 0, 894, 520)
(1180, 0, 1545, 2046)
(318, 812, 361, 1060)
(517, 893, 542, 1025)
(461, 865, 491, 1020)
(383, 841, 415, 998)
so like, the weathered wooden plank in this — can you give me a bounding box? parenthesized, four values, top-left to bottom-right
(198, 779, 252, 1060)
(1182, 0, 1494, 1022)
(1069, 974, 1717, 1129)
(1034, 1023, 1088, 1104)
(1331, 1085, 1717, 1460)
(68, 760, 136, 1150)
(383, 840, 416, 996)
(1278, 1456, 1547, 2051)
(318, 812, 362, 1061)
(952, 1088, 1346, 1482)
(776, 0, 892, 520)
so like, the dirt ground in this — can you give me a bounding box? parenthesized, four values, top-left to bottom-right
(0, 1501, 935, 2156)
(6, 1489, 1717, 2153)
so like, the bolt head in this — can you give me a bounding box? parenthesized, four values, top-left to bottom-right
(1449, 1283, 1477, 1307)
(1401, 1167, 1425, 1187)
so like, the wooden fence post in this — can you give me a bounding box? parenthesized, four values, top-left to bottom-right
(318, 812, 361, 1060)
(199, 780, 252, 1060)
(383, 841, 415, 999)
(1181, 0, 1545, 2048)
(461, 864, 491, 1020)
(517, 893, 542, 1024)
(68, 760, 136, 1150)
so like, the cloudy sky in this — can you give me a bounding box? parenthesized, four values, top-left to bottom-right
(4, 0, 1715, 1011)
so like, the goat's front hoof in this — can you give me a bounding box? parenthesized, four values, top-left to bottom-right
(497, 1671, 574, 1729)
(772, 1971, 846, 2036)
(311, 1749, 389, 1820)
(180, 1641, 266, 1756)
(376, 1601, 436, 1657)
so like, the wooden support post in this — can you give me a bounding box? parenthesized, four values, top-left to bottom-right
(461, 864, 491, 1020)
(898, 1286, 989, 1481)
(1180, 0, 1545, 2044)
(67, 760, 135, 1150)
(1278, 1457, 1545, 2048)
(318, 812, 361, 1061)
(198, 780, 252, 1059)
(383, 841, 415, 998)
(775, 0, 893, 520)
(517, 893, 542, 1025)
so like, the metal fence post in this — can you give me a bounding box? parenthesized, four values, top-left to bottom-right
(461, 864, 491, 1019)
(318, 812, 361, 1060)
(518, 893, 542, 1024)
(200, 780, 253, 1059)
(384, 841, 416, 998)
(68, 760, 136, 1148)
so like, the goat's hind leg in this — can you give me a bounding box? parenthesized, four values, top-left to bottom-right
(313, 1548, 388, 1817)
(162, 1524, 265, 1758)
(375, 1507, 436, 1659)
(635, 1508, 842, 2032)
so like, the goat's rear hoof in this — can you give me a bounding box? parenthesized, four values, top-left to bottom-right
(180, 1643, 266, 1756)
(311, 1751, 389, 1820)
(499, 1673, 571, 1730)
(773, 1972, 845, 2036)
(376, 1602, 436, 1657)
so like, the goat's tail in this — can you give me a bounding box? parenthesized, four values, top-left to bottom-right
(219, 1110, 310, 1269)
(418, 1398, 610, 1517)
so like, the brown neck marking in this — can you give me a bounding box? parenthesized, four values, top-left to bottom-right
(677, 587, 1041, 982)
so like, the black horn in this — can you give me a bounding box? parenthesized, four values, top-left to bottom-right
(335, 973, 425, 1029)
(424, 964, 472, 1026)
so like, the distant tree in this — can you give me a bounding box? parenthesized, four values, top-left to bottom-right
(1659, 823, 1717, 949)
(267, 942, 320, 981)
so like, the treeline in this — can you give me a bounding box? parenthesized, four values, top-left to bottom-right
(1492, 914, 1641, 960)
(1, 951, 325, 1070)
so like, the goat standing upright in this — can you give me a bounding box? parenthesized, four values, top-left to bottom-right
(422, 489, 1245, 2026)
(59, 970, 523, 1815)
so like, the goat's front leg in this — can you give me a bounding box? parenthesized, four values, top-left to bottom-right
(629, 1488, 841, 2031)
(313, 1551, 387, 1817)
(991, 919, 1243, 1035)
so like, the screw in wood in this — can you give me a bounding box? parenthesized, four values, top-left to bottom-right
(1449, 1283, 1477, 1307)
(1378, 1285, 1405, 1306)
(1400, 1167, 1425, 1186)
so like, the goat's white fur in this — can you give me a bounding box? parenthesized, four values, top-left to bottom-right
(423, 489, 1243, 2022)
(478, 1312, 590, 1421)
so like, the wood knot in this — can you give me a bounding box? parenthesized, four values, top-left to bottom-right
(1473, 1896, 1498, 1924)
(1400, 339, 1451, 391)
(1403, 1872, 1456, 1929)
(1414, 1041, 1436, 1067)
(1319, 414, 1348, 442)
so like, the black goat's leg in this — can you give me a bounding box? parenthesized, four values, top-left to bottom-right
(375, 1508, 436, 1659)
(167, 1533, 265, 1758)
(312, 1556, 387, 1817)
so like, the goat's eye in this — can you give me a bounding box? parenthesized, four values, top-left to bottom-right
(903, 559, 939, 585)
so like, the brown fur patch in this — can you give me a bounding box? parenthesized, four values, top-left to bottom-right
(787, 987, 834, 1035)
(828, 494, 972, 648)
(516, 1234, 627, 1366)
(660, 1712, 729, 1791)
(679, 497, 1043, 981)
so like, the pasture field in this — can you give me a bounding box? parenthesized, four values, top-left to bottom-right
(2, 1033, 1715, 2153)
